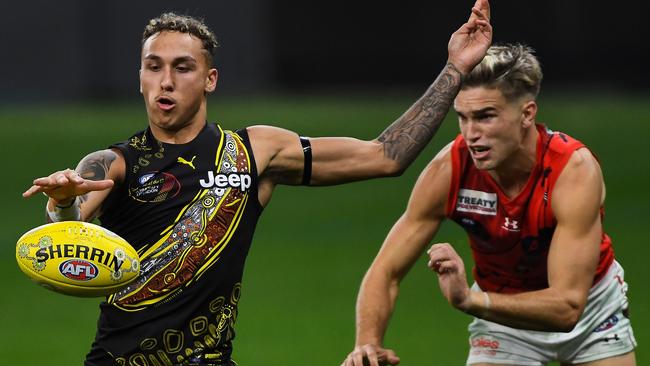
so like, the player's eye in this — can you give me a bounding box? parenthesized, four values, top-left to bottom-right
(477, 114, 495, 122)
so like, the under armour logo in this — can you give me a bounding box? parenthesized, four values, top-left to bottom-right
(177, 155, 196, 170)
(601, 334, 620, 343)
(502, 217, 520, 232)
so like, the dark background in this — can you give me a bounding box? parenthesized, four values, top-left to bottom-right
(1, 1, 648, 365)
(2, 0, 648, 102)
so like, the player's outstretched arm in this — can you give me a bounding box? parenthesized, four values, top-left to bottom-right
(342, 146, 452, 366)
(430, 149, 604, 332)
(250, 0, 491, 189)
(22, 149, 125, 222)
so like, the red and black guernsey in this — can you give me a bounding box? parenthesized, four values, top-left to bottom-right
(445, 124, 614, 294)
(87, 123, 262, 365)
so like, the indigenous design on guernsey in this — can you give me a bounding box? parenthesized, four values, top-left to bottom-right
(109, 130, 251, 311)
(111, 282, 243, 366)
(446, 124, 615, 294)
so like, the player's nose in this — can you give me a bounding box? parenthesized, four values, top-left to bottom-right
(160, 68, 174, 91)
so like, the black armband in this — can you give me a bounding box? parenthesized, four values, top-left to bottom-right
(299, 136, 312, 185)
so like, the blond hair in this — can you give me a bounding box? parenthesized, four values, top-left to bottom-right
(463, 43, 543, 101)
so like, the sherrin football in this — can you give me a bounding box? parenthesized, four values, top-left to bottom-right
(16, 221, 140, 297)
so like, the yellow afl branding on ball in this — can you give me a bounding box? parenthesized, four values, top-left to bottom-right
(16, 221, 140, 297)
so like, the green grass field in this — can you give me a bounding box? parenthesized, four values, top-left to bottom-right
(1, 93, 647, 365)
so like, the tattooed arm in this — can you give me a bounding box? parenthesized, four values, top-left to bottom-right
(249, 1, 491, 200)
(22, 149, 125, 222)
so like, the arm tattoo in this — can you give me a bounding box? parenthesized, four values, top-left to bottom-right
(378, 63, 463, 165)
(77, 150, 117, 203)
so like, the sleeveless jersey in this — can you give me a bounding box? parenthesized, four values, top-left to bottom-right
(90, 123, 262, 365)
(445, 124, 614, 294)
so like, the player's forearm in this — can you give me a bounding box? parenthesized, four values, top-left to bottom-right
(465, 288, 585, 332)
(355, 270, 400, 346)
(376, 63, 463, 171)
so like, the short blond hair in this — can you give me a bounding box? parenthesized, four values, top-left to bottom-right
(463, 43, 543, 101)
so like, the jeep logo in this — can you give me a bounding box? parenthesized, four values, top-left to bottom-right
(199, 172, 252, 191)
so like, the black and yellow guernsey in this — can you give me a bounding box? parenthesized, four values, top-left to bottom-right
(88, 123, 262, 366)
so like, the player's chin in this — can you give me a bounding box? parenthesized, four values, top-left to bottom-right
(471, 158, 496, 171)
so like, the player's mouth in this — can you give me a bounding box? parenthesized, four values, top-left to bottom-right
(469, 145, 491, 160)
(156, 96, 176, 111)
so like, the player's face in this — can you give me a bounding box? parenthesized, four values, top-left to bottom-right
(454, 87, 534, 171)
(140, 31, 217, 134)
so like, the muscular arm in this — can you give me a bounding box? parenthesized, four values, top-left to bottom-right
(458, 149, 604, 331)
(250, 64, 463, 192)
(343, 147, 452, 366)
(250, 0, 491, 202)
(24, 149, 125, 222)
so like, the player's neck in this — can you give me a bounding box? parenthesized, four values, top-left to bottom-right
(149, 110, 207, 145)
(489, 126, 539, 199)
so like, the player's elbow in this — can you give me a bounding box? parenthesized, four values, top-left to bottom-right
(554, 311, 581, 332)
(368, 139, 408, 177)
(382, 159, 406, 177)
(554, 299, 586, 332)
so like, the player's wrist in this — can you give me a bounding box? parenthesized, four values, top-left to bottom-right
(46, 196, 81, 222)
(445, 59, 469, 78)
(53, 197, 76, 208)
(464, 290, 490, 318)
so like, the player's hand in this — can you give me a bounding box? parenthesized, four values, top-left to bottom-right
(447, 0, 492, 75)
(22, 168, 114, 204)
(341, 344, 401, 366)
(427, 243, 472, 312)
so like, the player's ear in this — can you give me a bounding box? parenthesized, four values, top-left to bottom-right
(521, 100, 537, 128)
(205, 68, 218, 93)
(139, 69, 143, 94)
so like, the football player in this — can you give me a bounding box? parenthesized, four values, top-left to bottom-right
(342, 44, 636, 366)
(23, 1, 492, 365)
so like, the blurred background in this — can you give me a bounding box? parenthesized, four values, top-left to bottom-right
(1, 0, 648, 365)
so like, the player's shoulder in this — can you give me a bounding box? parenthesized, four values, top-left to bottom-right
(412, 141, 454, 196)
(406, 141, 454, 218)
(78, 149, 126, 183)
(246, 125, 298, 147)
(564, 147, 601, 177)
(554, 147, 603, 200)
(421, 141, 454, 178)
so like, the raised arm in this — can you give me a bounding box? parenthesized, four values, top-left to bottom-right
(22, 149, 125, 222)
(429, 148, 604, 332)
(342, 146, 452, 366)
(250, 0, 491, 194)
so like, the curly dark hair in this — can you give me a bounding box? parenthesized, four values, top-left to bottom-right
(142, 12, 219, 66)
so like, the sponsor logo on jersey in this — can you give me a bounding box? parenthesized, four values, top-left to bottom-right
(594, 314, 619, 332)
(456, 189, 497, 215)
(199, 171, 252, 192)
(177, 155, 196, 170)
(130, 171, 181, 202)
(471, 337, 500, 349)
(59, 259, 98, 281)
(502, 217, 520, 232)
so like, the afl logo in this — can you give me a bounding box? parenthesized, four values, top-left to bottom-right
(129, 171, 181, 203)
(59, 259, 98, 281)
(138, 173, 156, 184)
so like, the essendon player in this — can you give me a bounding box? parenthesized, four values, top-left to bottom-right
(343, 44, 636, 366)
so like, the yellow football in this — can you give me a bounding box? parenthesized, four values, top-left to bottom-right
(16, 221, 140, 297)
